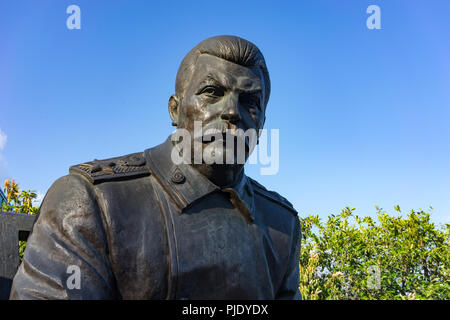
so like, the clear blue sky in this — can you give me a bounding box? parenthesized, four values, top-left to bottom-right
(1, 0, 449, 224)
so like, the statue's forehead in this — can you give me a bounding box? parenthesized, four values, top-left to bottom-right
(193, 54, 262, 89)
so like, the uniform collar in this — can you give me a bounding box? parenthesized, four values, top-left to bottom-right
(144, 136, 255, 222)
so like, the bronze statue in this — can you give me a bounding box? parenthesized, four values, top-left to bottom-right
(10, 36, 301, 300)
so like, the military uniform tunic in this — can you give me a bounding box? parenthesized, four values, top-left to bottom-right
(10, 137, 301, 299)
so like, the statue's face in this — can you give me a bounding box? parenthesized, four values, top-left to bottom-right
(174, 54, 266, 164)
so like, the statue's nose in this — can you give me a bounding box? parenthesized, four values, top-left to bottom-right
(220, 94, 241, 124)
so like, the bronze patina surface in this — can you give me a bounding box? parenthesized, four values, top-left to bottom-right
(10, 36, 301, 300)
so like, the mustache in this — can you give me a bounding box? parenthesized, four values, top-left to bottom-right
(194, 122, 233, 137)
(194, 124, 258, 156)
(194, 122, 248, 144)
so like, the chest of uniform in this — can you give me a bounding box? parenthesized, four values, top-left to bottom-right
(100, 181, 285, 299)
(171, 192, 279, 299)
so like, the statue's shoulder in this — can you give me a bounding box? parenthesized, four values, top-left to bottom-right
(69, 151, 150, 185)
(248, 177, 298, 217)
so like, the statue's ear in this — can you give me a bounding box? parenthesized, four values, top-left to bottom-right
(168, 95, 180, 126)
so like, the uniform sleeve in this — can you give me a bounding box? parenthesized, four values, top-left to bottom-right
(9, 174, 118, 300)
(275, 216, 301, 300)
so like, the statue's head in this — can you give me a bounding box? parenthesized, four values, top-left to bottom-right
(169, 35, 270, 165)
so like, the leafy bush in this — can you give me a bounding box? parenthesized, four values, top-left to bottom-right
(299, 206, 449, 300)
(1, 179, 39, 260)
(1, 179, 39, 215)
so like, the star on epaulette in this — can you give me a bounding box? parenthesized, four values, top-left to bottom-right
(69, 152, 150, 184)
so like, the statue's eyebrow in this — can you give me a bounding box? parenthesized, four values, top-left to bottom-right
(197, 74, 229, 90)
(241, 88, 262, 95)
(196, 73, 262, 94)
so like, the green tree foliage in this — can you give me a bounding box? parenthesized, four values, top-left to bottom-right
(1, 179, 39, 215)
(1, 179, 39, 260)
(299, 206, 450, 300)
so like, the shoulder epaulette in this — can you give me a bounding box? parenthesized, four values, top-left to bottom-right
(249, 177, 298, 216)
(69, 152, 150, 185)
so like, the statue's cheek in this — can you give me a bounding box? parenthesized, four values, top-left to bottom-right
(243, 109, 262, 128)
(180, 99, 199, 118)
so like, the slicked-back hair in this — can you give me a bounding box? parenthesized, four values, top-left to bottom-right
(175, 35, 271, 107)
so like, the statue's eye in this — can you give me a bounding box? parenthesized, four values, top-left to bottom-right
(240, 93, 261, 110)
(200, 86, 224, 97)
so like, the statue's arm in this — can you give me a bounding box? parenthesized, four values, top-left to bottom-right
(10, 174, 118, 300)
(275, 216, 301, 300)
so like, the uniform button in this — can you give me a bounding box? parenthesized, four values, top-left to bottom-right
(171, 169, 185, 184)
